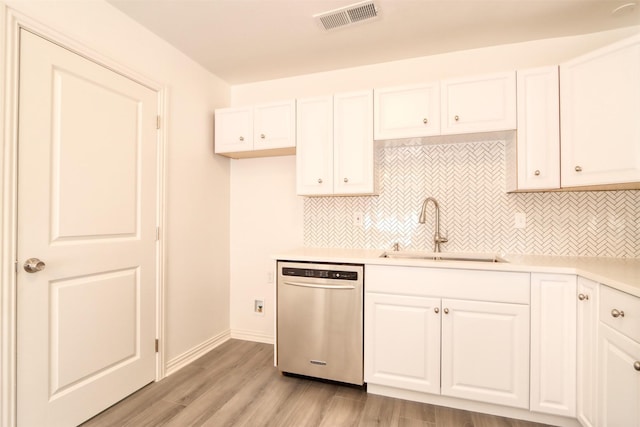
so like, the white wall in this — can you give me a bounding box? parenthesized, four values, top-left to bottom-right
(1, 0, 231, 365)
(228, 26, 640, 341)
(229, 156, 303, 342)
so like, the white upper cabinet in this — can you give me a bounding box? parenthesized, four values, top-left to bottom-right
(215, 100, 295, 158)
(512, 66, 560, 191)
(297, 91, 376, 196)
(214, 106, 253, 154)
(560, 34, 640, 187)
(253, 101, 296, 150)
(296, 96, 334, 196)
(441, 71, 516, 135)
(374, 83, 440, 140)
(333, 90, 376, 195)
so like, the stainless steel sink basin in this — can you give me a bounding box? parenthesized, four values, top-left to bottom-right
(379, 251, 507, 263)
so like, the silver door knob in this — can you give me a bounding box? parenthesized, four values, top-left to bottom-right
(434, 307, 439, 314)
(317, 178, 323, 184)
(260, 134, 265, 139)
(423, 118, 428, 124)
(611, 308, 625, 318)
(575, 166, 582, 172)
(343, 178, 348, 183)
(454, 115, 459, 121)
(24, 258, 45, 273)
(443, 308, 449, 314)
(578, 293, 589, 301)
(239, 136, 244, 141)
(534, 170, 541, 176)
(634, 361, 640, 371)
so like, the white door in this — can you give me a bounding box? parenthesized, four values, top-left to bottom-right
(333, 90, 375, 195)
(17, 30, 158, 427)
(577, 277, 599, 427)
(296, 96, 334, 195)
(441, 298, 530, 409)
(364, 293, 441, 394)
(253, 100, 296, 150)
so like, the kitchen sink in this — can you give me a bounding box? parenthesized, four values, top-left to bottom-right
(379, 251, 507, 263)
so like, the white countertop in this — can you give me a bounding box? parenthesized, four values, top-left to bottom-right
(273, 247, 640, 298)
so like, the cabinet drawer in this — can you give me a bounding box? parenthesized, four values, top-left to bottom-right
(600, 285, 640, 342)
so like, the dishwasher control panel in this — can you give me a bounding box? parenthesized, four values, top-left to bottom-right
(282, 267, 359, 281)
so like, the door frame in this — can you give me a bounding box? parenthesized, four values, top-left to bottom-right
(0, 7, 167, 427)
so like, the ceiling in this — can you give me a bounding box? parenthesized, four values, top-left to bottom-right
(108, 0, 640, 85)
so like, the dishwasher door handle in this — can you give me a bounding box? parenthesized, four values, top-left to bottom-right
(282, 281, 356, 290)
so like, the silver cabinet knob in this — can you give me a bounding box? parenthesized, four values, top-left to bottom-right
(454, 115, 459, 122)
(534, 170, 541, 176)
(611, 308, 625, 318)
(317, 178, 323, 184)
(575, 166, 583, 172)
(434, 307, 439, 314)
(443, 308, 449, 314)
(634, 361, 640, 371)
(578, 293, 589, 301)
(343, 178, 349, 183)
(24, 258, 45, 273)
(260, 134, 265, 139)
(239, 136, 244, 141)
(423, 118, 428, 124)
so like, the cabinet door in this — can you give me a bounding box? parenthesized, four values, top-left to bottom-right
(515, 66, 560, 190)
(441, 298, 529, 409)
(253, 100, 296, 151)
(530, 274, 577, 417)
(560, 34, 640, 187)
(214, 106, 253, 153)
(598, 324, 640, 427)
(374, 83, 440, 140)
(365, 293, 441, 394)
(577, 277, 599, 427)
(441, 71, 516, 135)
(333, 90, 376, 195)
(296, 96, 334, 195)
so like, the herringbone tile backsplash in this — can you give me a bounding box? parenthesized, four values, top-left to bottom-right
(303, 140, 640, 258)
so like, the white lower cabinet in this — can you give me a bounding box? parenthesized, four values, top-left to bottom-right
(577, 277, 599, 427)
(530, 273, 577, 417)
(364, 265, 530, 410)
(440, 298, 530, 409)
(365, 293, 440, 394)
(598, 285, 640, 427)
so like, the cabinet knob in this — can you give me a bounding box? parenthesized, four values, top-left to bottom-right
(423, 118, 428, 124)
(344, 178, 349, 183)
(454, 115, 459, 122)
(634, 361, 640, 371)
(578, 293, 589, 301)
(534, 170, 541, 176)
(434, 307, 439, 314)
(443, 308, 449, 314)
(575, 165, 583, 172)
(260, 134, 266, 139)
(239, 136, 244, 141)
(611, 308, 625, 318)
(317, 178, 323, 184)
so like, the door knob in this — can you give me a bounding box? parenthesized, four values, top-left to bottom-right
(24, 258, 45, 273)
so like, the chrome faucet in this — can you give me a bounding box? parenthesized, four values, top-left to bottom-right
(419, 197, 448, 252)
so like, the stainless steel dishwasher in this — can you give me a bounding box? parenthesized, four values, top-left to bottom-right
(277, 261, 364, 385)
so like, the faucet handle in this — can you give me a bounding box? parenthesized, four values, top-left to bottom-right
(392, 242, 400, 251)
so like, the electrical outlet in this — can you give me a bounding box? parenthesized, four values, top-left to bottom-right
(353, 211, 364, 227)
(514, 212, 527, 229)
(254, 299, 265, 316)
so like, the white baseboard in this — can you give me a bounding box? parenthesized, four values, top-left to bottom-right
(165, 329, 231, 376)
(230, 329, 274, 344)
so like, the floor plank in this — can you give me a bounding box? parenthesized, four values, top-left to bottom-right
(82, 340, 555, 427)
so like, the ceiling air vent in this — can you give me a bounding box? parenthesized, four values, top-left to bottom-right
(314, 1, 379, 31)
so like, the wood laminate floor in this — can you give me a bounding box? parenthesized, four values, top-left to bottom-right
(82, 339, 554, 427)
